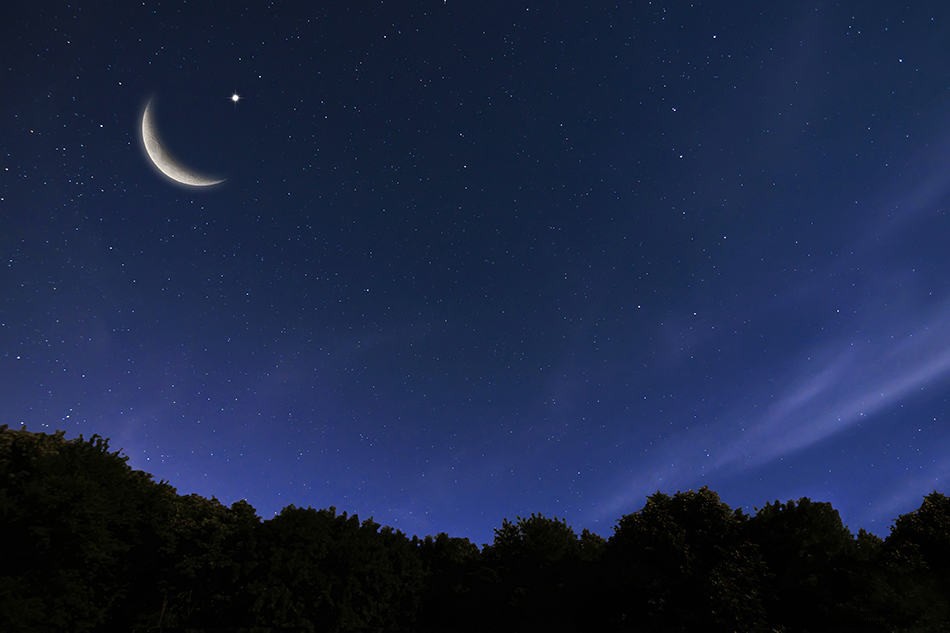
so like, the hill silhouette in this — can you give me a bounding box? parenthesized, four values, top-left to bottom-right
(2, 425, 948, 632)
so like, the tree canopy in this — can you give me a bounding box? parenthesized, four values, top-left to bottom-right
(2, 426, 948, 632)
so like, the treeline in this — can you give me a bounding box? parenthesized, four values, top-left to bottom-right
(1, 426, 948, 632)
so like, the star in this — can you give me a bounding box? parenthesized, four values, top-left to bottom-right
(230, 93, 241, 104)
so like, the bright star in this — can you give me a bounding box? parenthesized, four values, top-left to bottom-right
(231, 93, 241, 103)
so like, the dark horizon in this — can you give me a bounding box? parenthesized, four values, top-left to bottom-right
(4, 426, 949, 632)
(12, 422, 942, 544)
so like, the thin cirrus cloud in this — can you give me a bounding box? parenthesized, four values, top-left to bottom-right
(863, 455, 950, 528)
(713, 302, 950, 473)
(591, 297, 950, 526)
(713, 137, 950, 473)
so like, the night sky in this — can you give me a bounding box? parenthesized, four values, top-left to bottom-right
(3, 2, 949, 544)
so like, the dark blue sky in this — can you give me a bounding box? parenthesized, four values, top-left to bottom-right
(3, 1, 949, 544)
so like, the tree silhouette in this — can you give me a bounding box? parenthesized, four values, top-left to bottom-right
(606, 487, 767, 632)
(883, 492, 950, 629)
(416, 532, 482, 632)
(3, 426, 950, 633)
(248, 505, 424, 632)
(0, 426, 174, 631)
(482, 513, 588, 632)
(744, 497, 860, 630)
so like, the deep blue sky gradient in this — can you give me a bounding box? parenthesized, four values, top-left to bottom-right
(2, 2, 949, 544)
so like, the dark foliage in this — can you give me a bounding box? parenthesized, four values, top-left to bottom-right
(605, 487, 767, 632)
(744, 497, 858, 630)
(2, 426, 949, 632)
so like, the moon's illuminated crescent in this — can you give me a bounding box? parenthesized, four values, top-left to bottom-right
(141, 99, 224, 187)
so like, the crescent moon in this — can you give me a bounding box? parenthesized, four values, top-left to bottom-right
(141, 99, 225, 187)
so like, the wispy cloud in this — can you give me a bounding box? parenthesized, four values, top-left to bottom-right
(714, 300, 950, 472)
(590, 298, 950, 525)
(857, 456, 950, 531)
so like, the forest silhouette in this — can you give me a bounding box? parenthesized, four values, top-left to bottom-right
(2, 425, 948, 632)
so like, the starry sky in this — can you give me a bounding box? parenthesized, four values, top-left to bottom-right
(3, 1, 949, 544)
